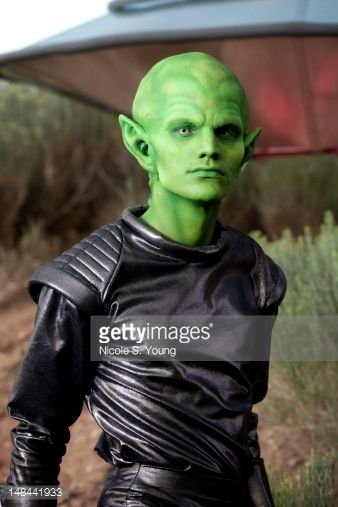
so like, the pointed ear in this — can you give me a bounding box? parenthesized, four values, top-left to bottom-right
(240, 127, 261, 168)
(118, 114, 153, 173)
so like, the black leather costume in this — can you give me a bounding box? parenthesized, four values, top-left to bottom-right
(4, 205, 286, 506)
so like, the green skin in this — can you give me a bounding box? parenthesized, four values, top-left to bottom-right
(119, 52, 261, 246)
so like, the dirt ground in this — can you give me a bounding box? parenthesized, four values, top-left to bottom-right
(0, 291, 311, 506)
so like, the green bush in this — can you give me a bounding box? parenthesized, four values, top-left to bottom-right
(0, 80, 147, 247)
(251, 213, 338, 468)
(271, 449, 336, 507)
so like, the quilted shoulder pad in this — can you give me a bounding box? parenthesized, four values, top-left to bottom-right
(28, 220, 123, 314)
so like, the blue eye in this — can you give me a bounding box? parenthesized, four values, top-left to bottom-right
(174, 126, 195, 136)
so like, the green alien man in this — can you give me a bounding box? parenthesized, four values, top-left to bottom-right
(5, 52, 286, 506)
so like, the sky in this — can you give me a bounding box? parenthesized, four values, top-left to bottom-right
(0, 0, 110, 56)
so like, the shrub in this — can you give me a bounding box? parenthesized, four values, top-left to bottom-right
(271, 449, 336, 507)
(251, 213, 338, 459)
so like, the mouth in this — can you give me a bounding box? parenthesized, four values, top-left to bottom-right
(189, 167, 225, 177)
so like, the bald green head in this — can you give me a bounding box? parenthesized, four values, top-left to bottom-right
(132, 52, 249, 132)
(119, 51, 260, 202)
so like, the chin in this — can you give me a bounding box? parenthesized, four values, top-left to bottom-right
(168, 182, 231, 202)
(189, 184, 231, 202)
(182, 190, 228, 202)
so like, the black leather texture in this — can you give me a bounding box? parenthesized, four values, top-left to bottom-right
(5, 204, 286, 505)
(97, 463, 255, 506)
(247, 459, 276, 507)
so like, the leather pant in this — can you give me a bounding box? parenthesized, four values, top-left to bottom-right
(97, 464, 255, 507)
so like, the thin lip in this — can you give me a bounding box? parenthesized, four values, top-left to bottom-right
(189, 167, 225, 176)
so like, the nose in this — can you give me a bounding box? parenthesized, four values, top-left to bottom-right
(198, 128, 220, 161)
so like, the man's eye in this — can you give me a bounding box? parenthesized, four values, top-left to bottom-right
(174, 126, 195, 136)
(217, 125, 240, 138)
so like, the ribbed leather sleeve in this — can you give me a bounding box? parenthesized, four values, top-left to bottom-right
(28, 220, 123, 314)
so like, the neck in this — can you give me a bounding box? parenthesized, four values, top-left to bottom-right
(139, 185, 221, 246)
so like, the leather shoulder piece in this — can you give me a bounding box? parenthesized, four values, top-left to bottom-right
(222, 225, 284, 310)
(250, 239, 287, 310)
(28, 220, 123, 314)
